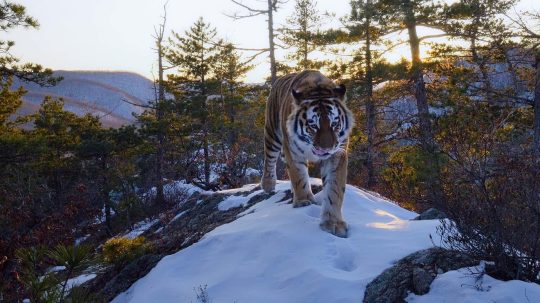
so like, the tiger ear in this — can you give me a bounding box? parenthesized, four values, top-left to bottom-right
(292, 89, 303, 104)
(333, 84, 346, 99)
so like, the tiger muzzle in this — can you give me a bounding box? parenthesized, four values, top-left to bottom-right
(313, 116, 337, 152)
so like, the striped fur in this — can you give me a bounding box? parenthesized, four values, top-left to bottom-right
(261, 70, 354, 238)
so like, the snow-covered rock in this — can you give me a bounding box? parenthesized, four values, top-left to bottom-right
(66, 273, 97, 291)
(111, 180, 540, 302)
(122, 219, 160, 239)
(217, 188, 264, 211)
(146, 180, 209, 202)
(113, 180, 440, 303)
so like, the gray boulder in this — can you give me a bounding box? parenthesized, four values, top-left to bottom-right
(413, 208, 447, 220)
(363, 248, 476, 303)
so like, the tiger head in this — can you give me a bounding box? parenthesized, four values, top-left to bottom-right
(287, 83, 354, 159)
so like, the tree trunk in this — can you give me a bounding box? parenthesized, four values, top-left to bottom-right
(404, 6, 432, 151)
(267, 0, 277, 84)
(155, 28, 165, 204)
(227, 85, 238, 146)
(203, 132, 211, 184)
(302, 21, 308, 68)
(102, 157, 112, 236)
(267, 0, 286, 179)
(403, 0, 444, 208)
(201, 63, 211, 185)
(364, 0, 376, 189)
(534, 50, 540, 160)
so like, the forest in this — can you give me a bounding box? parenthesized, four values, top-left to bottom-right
(0, 0, 540, 302)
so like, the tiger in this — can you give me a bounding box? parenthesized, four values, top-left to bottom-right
(261, 70, 355, 238)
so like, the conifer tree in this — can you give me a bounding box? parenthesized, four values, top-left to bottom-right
(375, 0, 451, 206)
(279, 0, 324, 70)
(214, 42, 253, 145)
(325, 0, 408, 188)
(346, 0, 382, 188)
(0, 1, 60, 86)
(442, 0, 517, 102)
(166, 17, 220, 185)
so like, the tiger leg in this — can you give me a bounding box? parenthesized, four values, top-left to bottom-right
(283, 144, 314, 208)
(261, 127, 281, 193)
(319, 149, 348, 238)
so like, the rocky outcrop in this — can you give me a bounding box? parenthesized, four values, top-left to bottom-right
(363, 248, 476, 303)
(413, 208, 447, 220)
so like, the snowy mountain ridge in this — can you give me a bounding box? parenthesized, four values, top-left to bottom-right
(12, 70, 154, 128)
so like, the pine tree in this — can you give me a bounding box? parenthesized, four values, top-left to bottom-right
(441, 0, 517, 103)
(323, 0, 408, 188)
(166, 17, 220, 185)
(214, 42, 253, 145)
(375, 0, 450, 207)
(346, 0, 383, 189)
(279, 0, 324, 70)
(0, 1, 60, 86)
(33, 97, 101, 202)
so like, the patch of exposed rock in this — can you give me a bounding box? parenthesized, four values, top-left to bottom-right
(413, 208, 447, 220)
(363, 247, 477, 303)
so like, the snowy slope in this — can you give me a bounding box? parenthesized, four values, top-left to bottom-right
(113, 180, 443, 303)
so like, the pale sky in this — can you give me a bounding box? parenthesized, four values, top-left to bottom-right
(7, 0, 540, 83)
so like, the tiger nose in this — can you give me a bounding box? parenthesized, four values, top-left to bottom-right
(317, 130, 336, 149)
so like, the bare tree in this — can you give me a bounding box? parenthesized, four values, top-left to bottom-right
(228, 0, 285, 84)
(152, 5, 168, 204)
(535, 49, 540, 159)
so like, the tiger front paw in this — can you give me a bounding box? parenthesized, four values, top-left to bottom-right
(320, 219, 348, 238)
(293, 199, 313, 208)
(261, 176, 276, 193)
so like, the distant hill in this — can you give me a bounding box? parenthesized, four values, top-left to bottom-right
(12, 71, 155, 128)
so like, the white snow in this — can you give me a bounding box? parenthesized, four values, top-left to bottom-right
(217, 189, 264, 211)
(171, 210, 188, 222)
(163, 180, 209, 197)
(146, 180, 209, 203)
(112, 180, 540, 303)
(74, 234, 90, 246)
(245, 167, 261, 176)
(406, 266, 540, 303)
(65, 273, 97, 290)
(46, 265, 66, 274)
(217, 183, 259, 195)
(122, 219, 160, 239)
(112, 180, 441, 303)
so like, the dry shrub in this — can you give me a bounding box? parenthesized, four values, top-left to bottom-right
(102, 237, 151, 269)
(439, 154, 540, 283)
